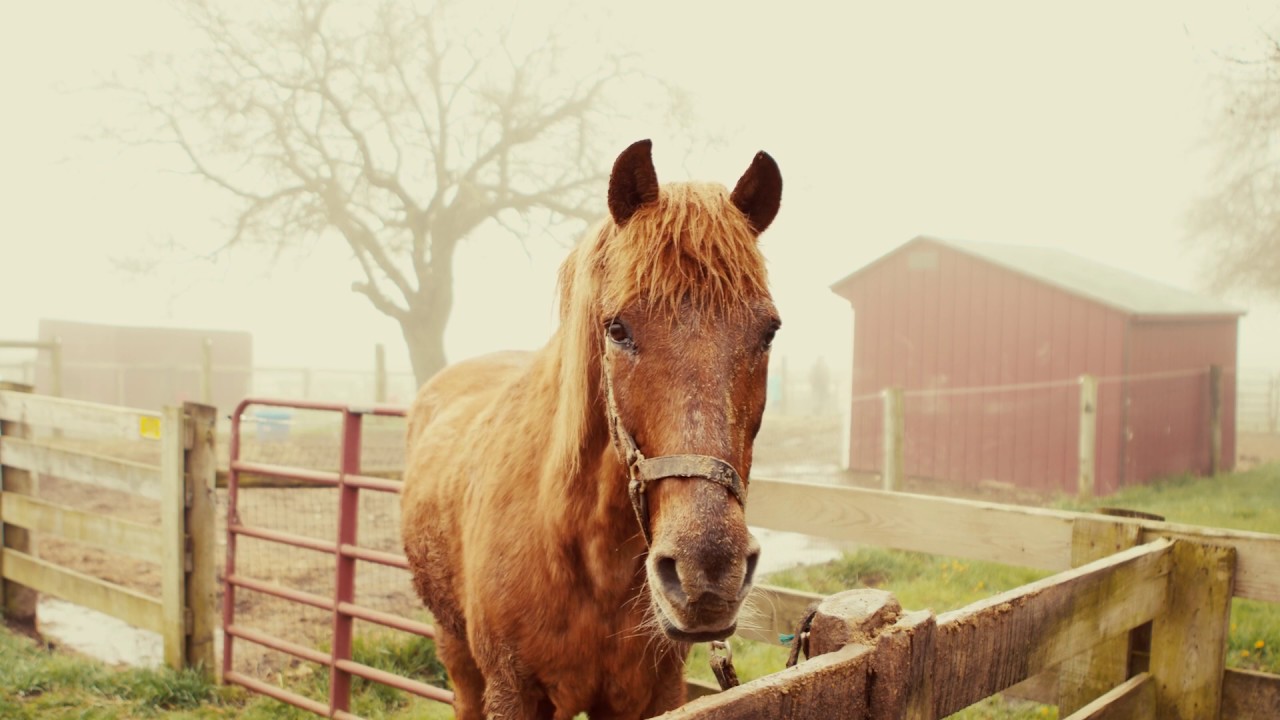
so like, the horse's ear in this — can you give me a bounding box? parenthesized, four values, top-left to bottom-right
(730, 151, 783, 235)
(608, 139, 660, 225)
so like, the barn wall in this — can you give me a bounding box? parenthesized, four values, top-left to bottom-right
(840, 240, 1128, 495)
(36, 319, 252, 413)
(1123, 318, 1238, 486)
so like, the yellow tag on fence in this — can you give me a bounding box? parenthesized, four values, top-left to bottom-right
(139, 416, 162, 440)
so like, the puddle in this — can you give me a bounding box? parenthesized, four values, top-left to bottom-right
(753, 528, 848, 577)
(38, 597, 164, 666)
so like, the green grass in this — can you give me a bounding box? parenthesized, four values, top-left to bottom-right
(0, 625, 239, 719)
(1056, 463, 1280, 533)
(0, 624, 454, 720)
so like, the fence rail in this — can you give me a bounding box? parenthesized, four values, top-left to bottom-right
(0, 385, 217, 673)
(663, 536, 1246, 719)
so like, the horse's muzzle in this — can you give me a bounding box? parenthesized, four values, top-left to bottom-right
(646, 529, 760, 642)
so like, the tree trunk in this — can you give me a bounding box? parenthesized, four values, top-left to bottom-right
(401, 307, 449, 388)
(401, 243, 456, 387)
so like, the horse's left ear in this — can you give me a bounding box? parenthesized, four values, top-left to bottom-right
(730, 151, 783, 235)
(608, 139, 660, 225)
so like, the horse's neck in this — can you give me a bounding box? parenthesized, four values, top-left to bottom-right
(531, 347, 647, 589)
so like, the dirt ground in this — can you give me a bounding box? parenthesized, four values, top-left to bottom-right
(23, 414, 1280, 679)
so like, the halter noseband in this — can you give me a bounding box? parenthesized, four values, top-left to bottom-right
(601, 346, 748, 547)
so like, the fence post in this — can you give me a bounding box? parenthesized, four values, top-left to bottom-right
(0, 382, 37, 626)
(183, 402, 218, 676)
(1057, 517, 1142, 713)
(160, 405, 187, 670)
(883, 387, 905, 492)
(1208, 365, 1222, 476)
(49, 337, 63, 398)
(375, 343, 387, 403)
(330, 410, 363, 714)
(1150, 540, 1235, 719)
(200, 338, 213, 405)
(1077, 374, 1098, 499)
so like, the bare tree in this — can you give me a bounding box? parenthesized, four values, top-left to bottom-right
(118, 0, 636, 383)
(1188, 32, 1280, 302)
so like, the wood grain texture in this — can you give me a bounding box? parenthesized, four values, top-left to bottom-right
(0, 390, 160, 440)
(747, 478, 1280, 602)
(1061, 672, 1155, 720)
(1058, 518, 1143, 713)
(747, 479, 1076, 574)
(661, 642, 876, 719)
(929, 539, 1172, 717)
(1221, 668, 1280, 720)
(0, 493, 161, 562)
(0, 381, 37, 624)
(160, 405, 187, 670)
(184, 403, 219, 676)
(0, 436, 160, 500)
(1149, 541, 1235, 720)
(2, 548, 163, 633)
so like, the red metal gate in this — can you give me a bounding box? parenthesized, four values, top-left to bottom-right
(221, 398, 452, 717)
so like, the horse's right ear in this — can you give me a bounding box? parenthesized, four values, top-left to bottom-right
(608, 139, 660, 225)
(730, 151, 782, 235)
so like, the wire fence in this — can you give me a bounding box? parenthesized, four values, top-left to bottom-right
(846, 366, 1254, 496)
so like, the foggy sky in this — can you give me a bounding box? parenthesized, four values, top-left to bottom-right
(2, 0, 1277, 380)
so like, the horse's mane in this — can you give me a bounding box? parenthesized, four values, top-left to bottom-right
(541, 182, 769, 482)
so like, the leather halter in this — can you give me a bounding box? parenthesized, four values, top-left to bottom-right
(600, 342, 748, 547)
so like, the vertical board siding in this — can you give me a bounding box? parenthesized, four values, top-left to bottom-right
(837, 238, 1238, 496)
(1126, 320, 1239, 485)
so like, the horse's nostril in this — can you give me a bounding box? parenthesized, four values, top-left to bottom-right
(655, 555, 686, 602)
(742, 549, 760, 591)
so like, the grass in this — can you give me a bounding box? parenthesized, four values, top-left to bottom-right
(0, 624, 454, 720)
(1057, 463, 1280, 675)
(5, 464, 1277, 719)
(0, 624, 238, 719)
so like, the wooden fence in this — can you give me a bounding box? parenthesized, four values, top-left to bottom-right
(694, 479, 1280, 718)
(0, 385, 218, 673)
(877, 368, 1228, 498)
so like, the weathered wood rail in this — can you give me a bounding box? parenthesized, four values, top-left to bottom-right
(666, 538, 1253, 719)
(684, 479, 1280, 718)
(0, 386, 218, 672)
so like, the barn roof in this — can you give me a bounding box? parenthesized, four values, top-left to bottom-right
(831, 235, 1245, 319)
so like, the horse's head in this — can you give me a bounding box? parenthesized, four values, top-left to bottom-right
(593, 139, 782, 642)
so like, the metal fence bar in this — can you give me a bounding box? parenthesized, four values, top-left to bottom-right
(222, 398, 451, 718)
(329, 410, 362, 714)
(220, 407, 245, 682)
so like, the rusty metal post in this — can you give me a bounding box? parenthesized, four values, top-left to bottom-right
(330, 410, 363, 714)
(221, 404, 246, 681)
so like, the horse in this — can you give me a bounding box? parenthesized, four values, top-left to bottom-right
(401, 139, 783, 719)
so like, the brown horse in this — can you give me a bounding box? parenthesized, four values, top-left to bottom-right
(401, 139, 782, 719)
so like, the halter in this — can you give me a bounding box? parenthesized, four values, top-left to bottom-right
(600, 341, 748, 547)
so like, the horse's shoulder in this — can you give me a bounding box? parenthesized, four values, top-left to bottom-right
(406, 351, 534, 437)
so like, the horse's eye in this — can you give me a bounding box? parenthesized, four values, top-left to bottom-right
(762, 321, 780, 350)
(606, 319, 634, 349)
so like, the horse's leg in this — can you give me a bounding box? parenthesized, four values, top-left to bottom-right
(476, 645, 554, 720)
(435, 630, 487, 720)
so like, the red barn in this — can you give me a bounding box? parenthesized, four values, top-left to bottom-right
(831, 236, 1243, 496)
